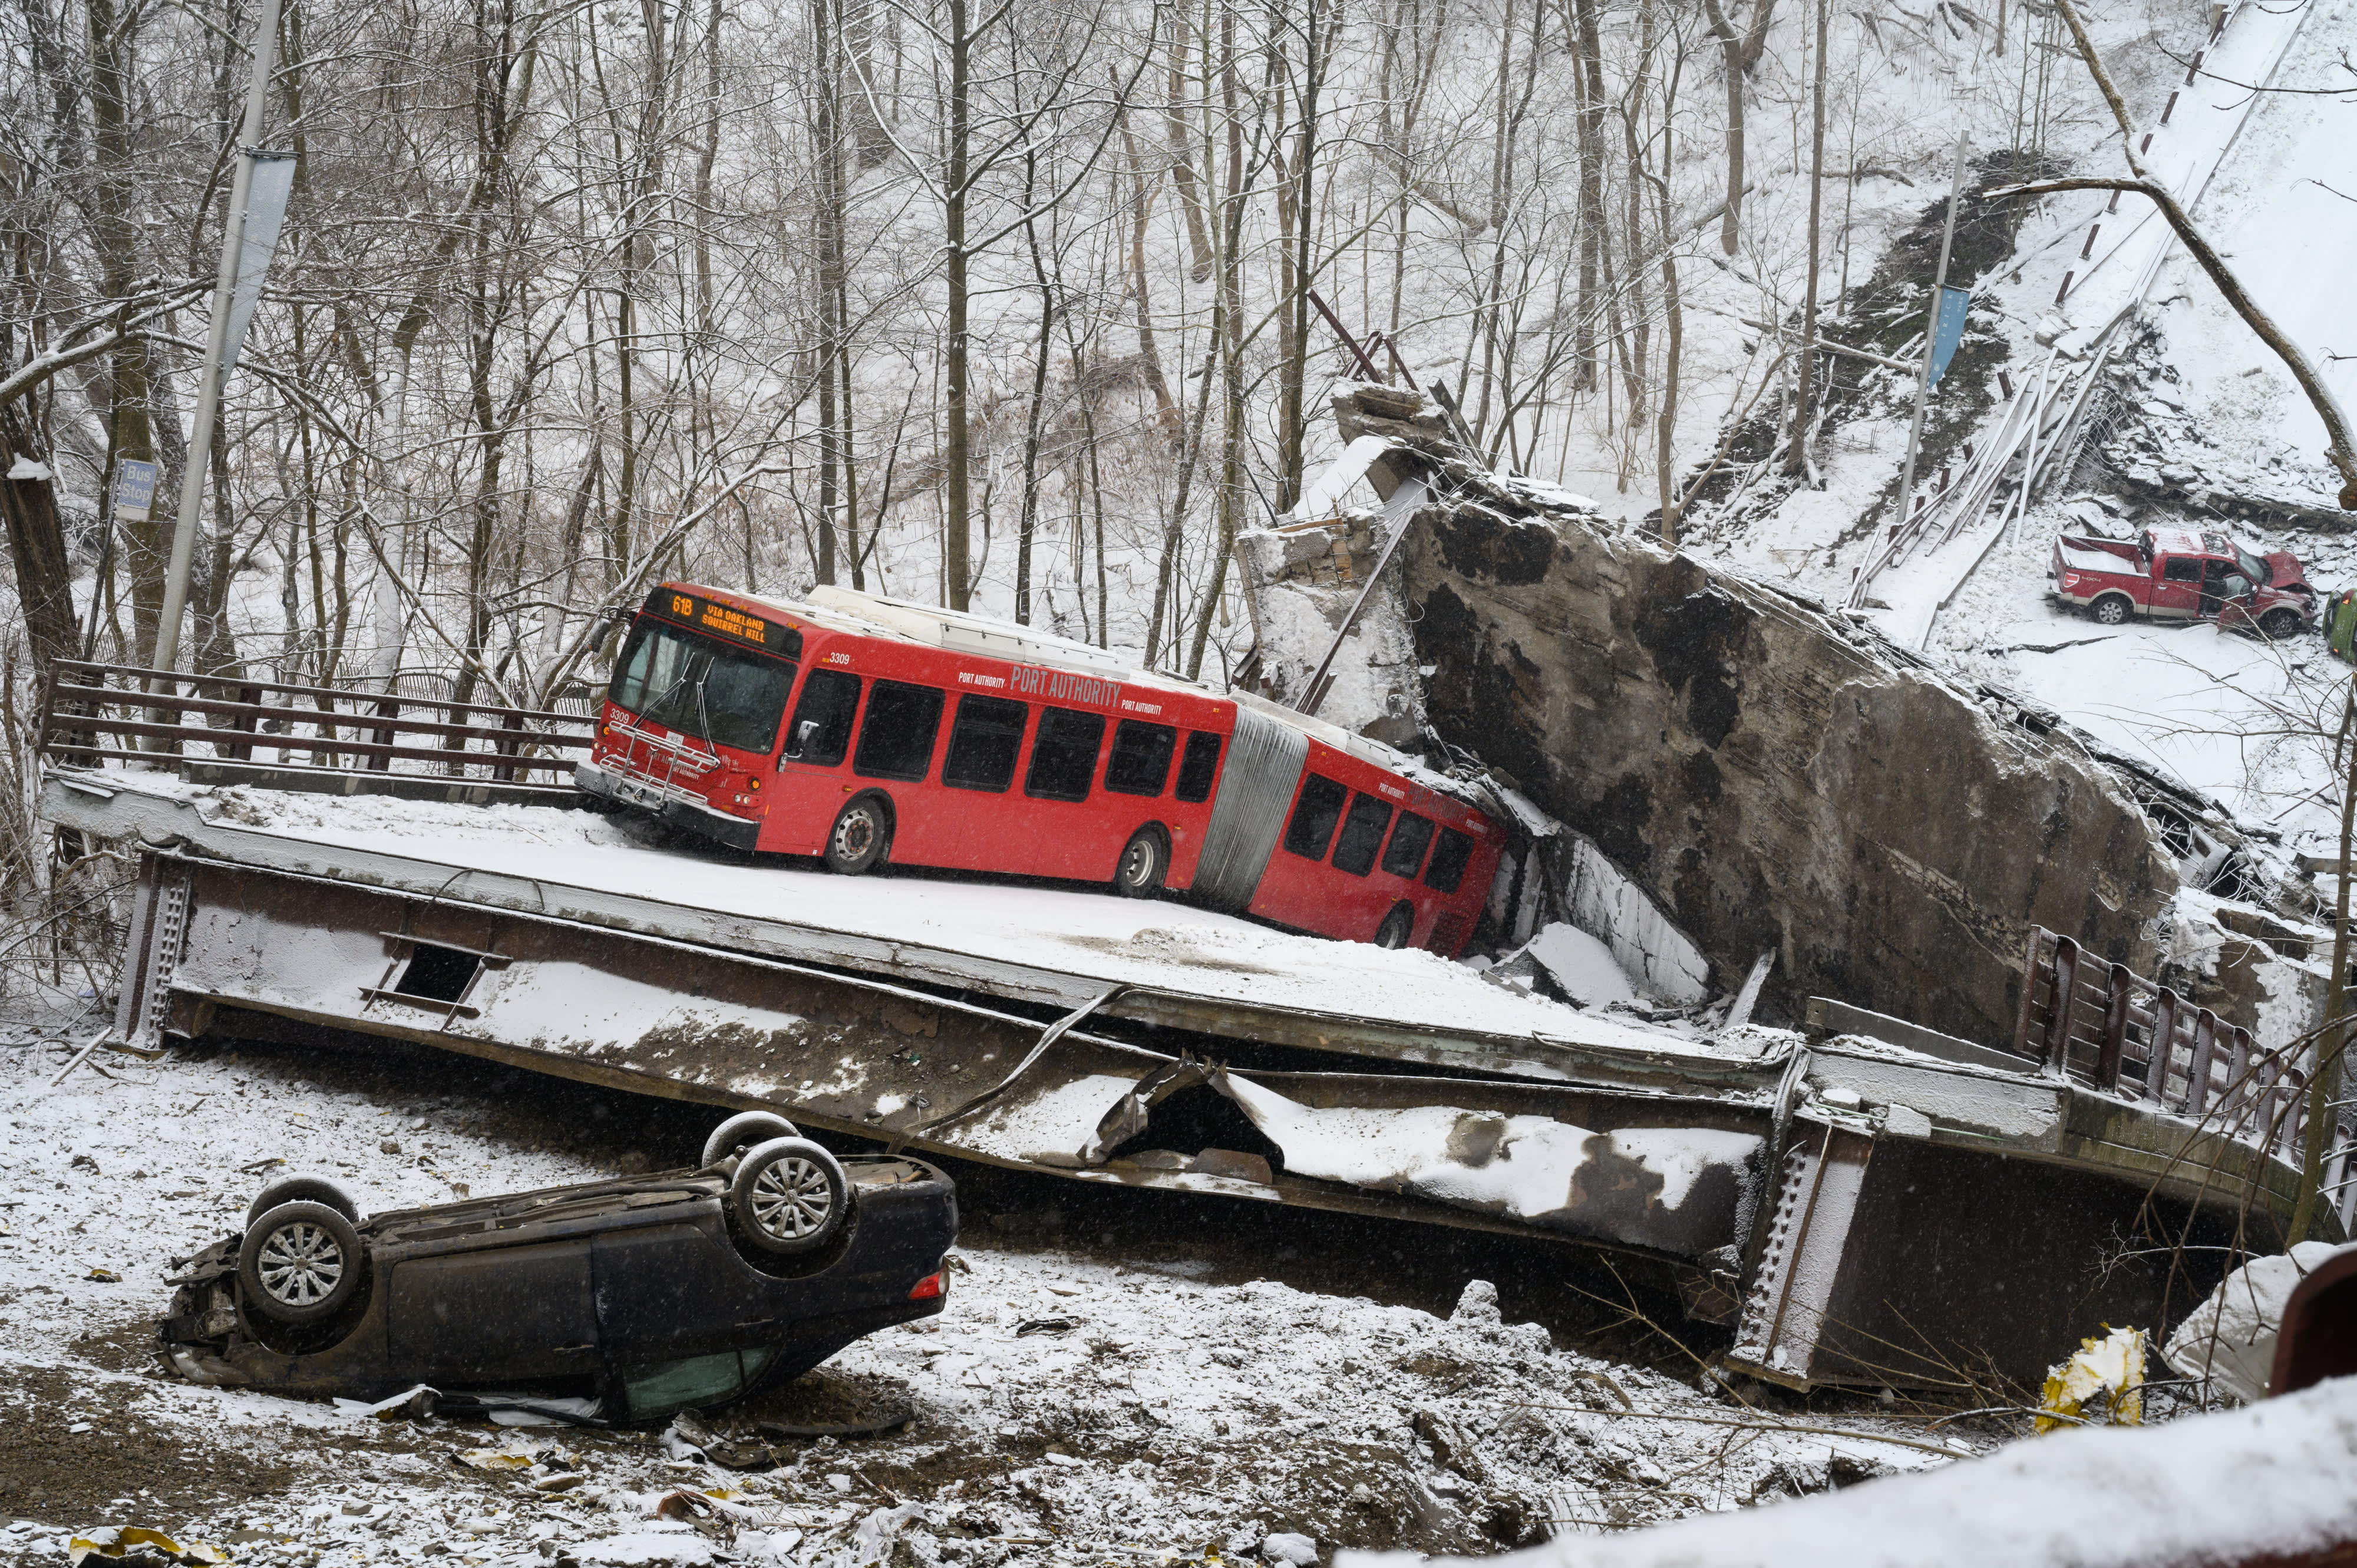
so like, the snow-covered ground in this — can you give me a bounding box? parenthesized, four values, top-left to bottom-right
(0, 997, 1985, 1566)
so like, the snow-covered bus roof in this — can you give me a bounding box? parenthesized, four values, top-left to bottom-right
(693, 583, 1486, 808)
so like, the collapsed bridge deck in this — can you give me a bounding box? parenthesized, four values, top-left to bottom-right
(40, 765, 2341, 1392)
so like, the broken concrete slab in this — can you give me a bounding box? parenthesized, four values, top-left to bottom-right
(1319, 385, 2183, 1045)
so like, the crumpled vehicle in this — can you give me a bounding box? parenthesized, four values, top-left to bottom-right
(159, 1113, 956, 1423)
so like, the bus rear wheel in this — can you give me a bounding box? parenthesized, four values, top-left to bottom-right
(1114, 828, 1168, 899)
(826, 796, 891, 875)
(1374, 904, 1415, 949)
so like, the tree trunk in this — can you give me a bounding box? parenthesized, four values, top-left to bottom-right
(1701, 0, 1746, 256)
(943, 0, 972, 608)
(84, 0, 164, 664)
(1787, 0, 1830, 476)
(1115, 99, 1185, 444)
(1015, 146, 1054, 626)
(1165, 11, 1214, 284)
(0, 405, 78, 669)
(811, 0, 842, 584)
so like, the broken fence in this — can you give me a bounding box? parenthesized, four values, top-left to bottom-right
(2013, 926, 2348, 1201)
(35, 660, 596, 797)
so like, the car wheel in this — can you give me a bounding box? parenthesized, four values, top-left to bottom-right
(702, 1111, 802, 1169)
(2262, 609, 2303, 639)
(1374, 904, 1415, 950)
(238, 1201, 366, 1324)
(2091, 596, 2131, 627)
(729, 1137, 852, 1255)
(245, 1176, 359, 1232)
(825, 796, 890, 875)
(1113, 828, 1168, 899)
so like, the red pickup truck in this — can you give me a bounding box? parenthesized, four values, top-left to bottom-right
(2049, 527, 2315, 636)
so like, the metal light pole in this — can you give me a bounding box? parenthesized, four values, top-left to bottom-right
(1893, 134, 1971, 532)
(151, 0, 283, 681)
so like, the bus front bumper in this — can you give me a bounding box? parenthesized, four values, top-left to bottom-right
(575, 758, 762, 853)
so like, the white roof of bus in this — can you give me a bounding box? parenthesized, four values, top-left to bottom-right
(717, 584, 1481, 810)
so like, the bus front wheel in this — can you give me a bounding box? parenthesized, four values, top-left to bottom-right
(1113, 827, 1168, 899)
(1374, 904, 1415, 949)
(826, 796, 891, 875)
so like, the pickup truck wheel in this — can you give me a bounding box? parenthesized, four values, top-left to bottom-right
(2091, 595, 2132, 627)
(238, 1201, 365, 1324)
(702, 1111, 802, 1169)
(2262, 609, 2304, 639)
(729, 1137, 852, 1255)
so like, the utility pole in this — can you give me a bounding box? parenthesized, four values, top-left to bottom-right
(1892, 134, 1970, 532)
(150, 0, 283, 681)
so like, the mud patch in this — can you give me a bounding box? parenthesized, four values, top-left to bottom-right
(0, 1365, 300, 1526)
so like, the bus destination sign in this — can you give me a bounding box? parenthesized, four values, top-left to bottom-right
(645, 589, 798, 657)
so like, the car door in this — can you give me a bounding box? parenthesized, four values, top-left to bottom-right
(590, 1218, 758, 1363)
(384, 1240, 603, 1384)
(2150, 556, 2202, 619)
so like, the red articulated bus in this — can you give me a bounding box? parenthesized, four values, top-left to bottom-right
(576, 583, 1504, 954)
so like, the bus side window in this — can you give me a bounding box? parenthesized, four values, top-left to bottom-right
(1025, 709, 1106, 802)
(943, 694, 1028, 793)
(1382, 811, 1435, 879)
(1282, 774, 1349, 860)
(1104, 720, 1178, 797)
(853, 681, 946, 781)
(1331, 793, 1394, 877)
(1424, 827, 1475, 894)
(1174, 732, 1223, 803)
(784, 668, 860, 766)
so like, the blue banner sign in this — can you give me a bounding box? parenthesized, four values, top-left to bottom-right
(1927, 286, 1972, 388)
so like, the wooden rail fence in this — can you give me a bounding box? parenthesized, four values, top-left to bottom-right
(36, 661, 596, 798)
(2012, 925, 2322, 1163)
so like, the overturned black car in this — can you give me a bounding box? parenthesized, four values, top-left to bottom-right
(160, 1114, 956, 1423)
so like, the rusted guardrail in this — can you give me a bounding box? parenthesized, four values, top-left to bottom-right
(35, 661, 596, 797)
(2012, 925, 2321, 1161)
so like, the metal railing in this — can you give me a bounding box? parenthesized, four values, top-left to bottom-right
(36, 661, 596, 794)
(2011, 925, 2325, 1164)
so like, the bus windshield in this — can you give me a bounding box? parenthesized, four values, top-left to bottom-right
(609, 620, 795, 755)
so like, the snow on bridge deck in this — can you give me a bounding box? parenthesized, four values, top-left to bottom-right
(44, 765, 1745, 1086)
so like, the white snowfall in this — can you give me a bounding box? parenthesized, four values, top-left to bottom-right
(0, 1001, 1974, 1567)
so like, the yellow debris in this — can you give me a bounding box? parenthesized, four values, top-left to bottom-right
(2038, 1324, 2147, 1433)
(68, 1525, 230, 1564)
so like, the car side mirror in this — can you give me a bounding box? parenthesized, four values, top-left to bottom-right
(783, 718, 819, 762)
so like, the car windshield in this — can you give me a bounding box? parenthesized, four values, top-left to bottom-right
(2235, 544, 2273, 587)
(609, 621, 795, 755)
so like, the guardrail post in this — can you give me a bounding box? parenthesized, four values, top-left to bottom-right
(2098, 962, 2132, 1090)
(2042, 935, 2081, 1071)
(2226, 1026, 2256, 1134)
(2187, 1009, 2219, 1117)
(2147, 987, 2180, 1101)
(445, 695, 471, 778)
(2277, 1065, 2308, 1158)
(369, 694, 397, 773)
(2012, 927, 2049, 1058)
(493, 710, 525, 784)
(225, 682, 261, 762)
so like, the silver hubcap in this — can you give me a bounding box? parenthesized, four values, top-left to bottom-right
(258, 1222, 345, 1306)
(1122, 840, 1156, 886)
(751, 1157, 835, 1240)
